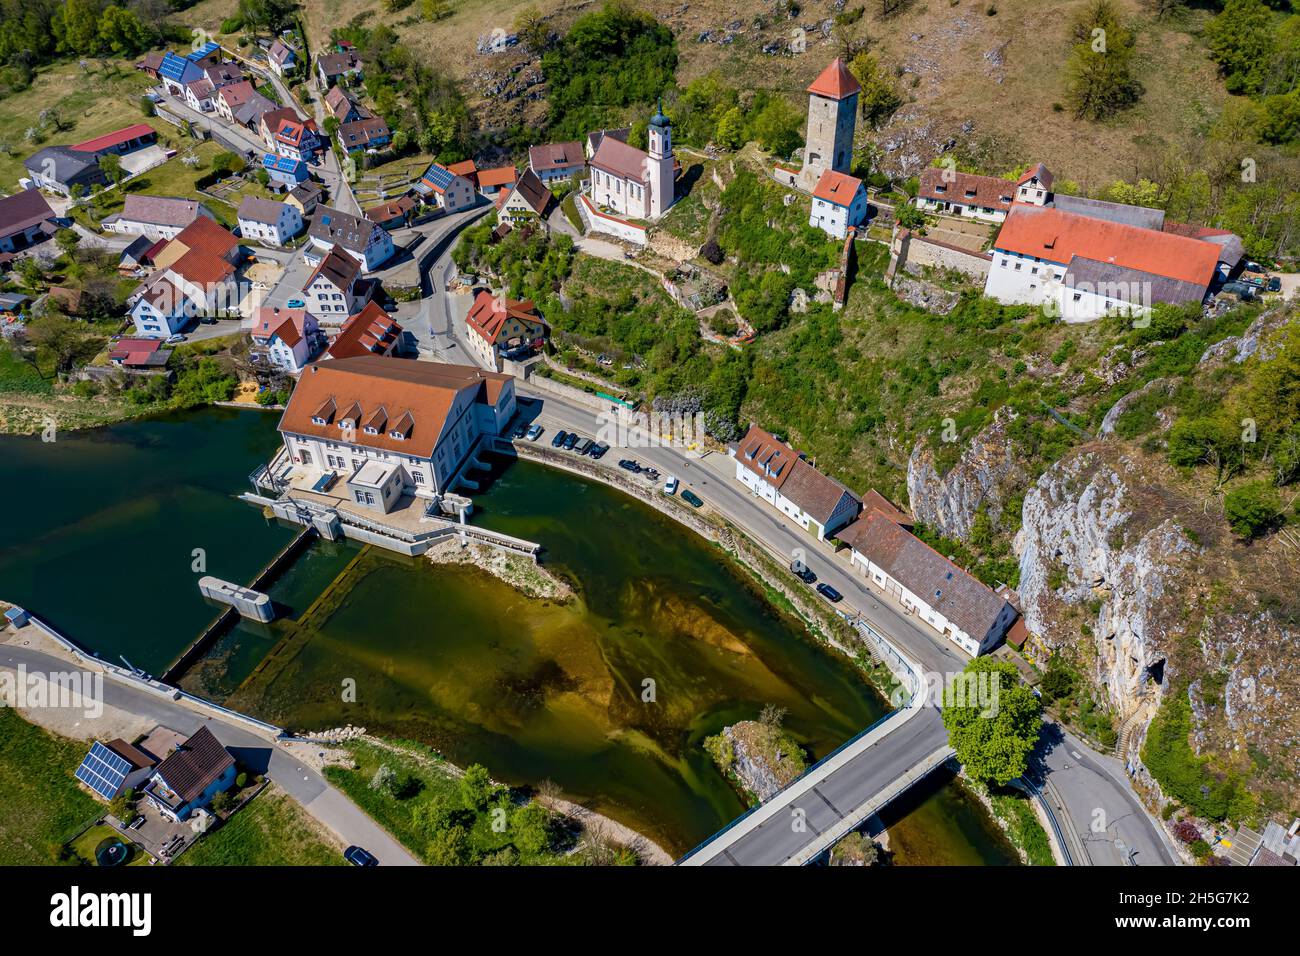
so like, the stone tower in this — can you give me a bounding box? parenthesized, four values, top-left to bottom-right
(799, 58, 860, 192)
(647, 97, 675, 220)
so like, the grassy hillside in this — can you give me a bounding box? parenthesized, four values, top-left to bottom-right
(277, 0, 1230, 184)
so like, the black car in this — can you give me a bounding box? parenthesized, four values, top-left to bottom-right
(344, 845, 379, 866)
(790, 559, 816, 584)
(511, 424, 527, 440)
(551, 430, 569, 448)
(680, 489, 704, 508)
(563, 432, 580, 450)
(618, 458, 640, 472)
(589, 442, 610, 459)
(816, 583, 843, 603)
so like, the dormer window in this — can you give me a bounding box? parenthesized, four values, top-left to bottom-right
(311, 416, 326, 426)
(388, 429, 406, 441)
(964, 189, 976, 199)
(933, 184, 946, 194)
(364, 426, 379, 435)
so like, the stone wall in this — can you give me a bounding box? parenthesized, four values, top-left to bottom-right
(890, 228, 991, 284)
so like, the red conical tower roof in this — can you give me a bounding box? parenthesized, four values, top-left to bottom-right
(807, 58, 861, 99)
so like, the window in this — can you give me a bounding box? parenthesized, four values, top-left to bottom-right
(300, 450, 312, 465)
(1014, 262, 1022, 271)
(1000, 258, 1007, 268)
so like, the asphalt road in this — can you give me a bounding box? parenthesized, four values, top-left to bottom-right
(0, 644, 419, 866)
(699, 708, 950, 866)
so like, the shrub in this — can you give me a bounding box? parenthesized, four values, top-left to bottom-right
(1224, 481, 1280, 539)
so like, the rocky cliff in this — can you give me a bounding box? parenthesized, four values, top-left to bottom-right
(1012, 444, 1299, 799)
(907, 406, 1027, 539)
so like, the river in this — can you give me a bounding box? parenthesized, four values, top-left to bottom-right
(1, 407, 1018, 862)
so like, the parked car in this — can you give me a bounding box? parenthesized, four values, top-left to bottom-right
(551, 430, 568, 448)
(791, 559, 816, 584)
(574, 437, 593, 454)
(165, 333, 187, 344)
(618, 459, 640, 472)
(681, 489, 703, 508)
(344, 845, 379, 867)
(589, 442, 609, 459)
(526, 424, 544, 441)
(563, 432, 579, 450)
(664, 476, 679, 495)
(511, 424, 527, 440)
(816, 583, 843, 603)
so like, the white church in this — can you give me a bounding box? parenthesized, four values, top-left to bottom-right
(588, 100, 676, 221)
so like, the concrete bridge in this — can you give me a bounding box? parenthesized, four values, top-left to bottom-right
(679, 621, 954, 866)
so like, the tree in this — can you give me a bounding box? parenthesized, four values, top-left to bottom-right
(514, 5, 550, 54)
(848, 52, 903, 129)
(750, 97, 803, 159)
(54, 0, 107, 57)
(1223, 481, 1280, 539)
(139, 95, 156, 118)
(510, 802, 552, 855)
(713, 106, 745, 149)
(98, 152, 124, 186)
(941, 657, 1042, 786)
(1039, 656, 1075, 703)
(458, 763, 497, 811)
(1063, 0, 1142, 120)
(55, 228, 81, 256)
(97, 5, 154, 56)
(1203, 0, 1276, 95)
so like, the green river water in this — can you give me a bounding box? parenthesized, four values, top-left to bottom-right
(1, 408, 1018, 862)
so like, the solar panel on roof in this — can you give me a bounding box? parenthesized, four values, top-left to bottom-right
(188, 41, 220, 61)
(75, 741, 132, 800)
(422, 163, 453, 190)
(159, 52, 190, 81)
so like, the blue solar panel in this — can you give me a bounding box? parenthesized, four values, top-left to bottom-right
(422, 163, 453, 191)
(75, 741, 131, 800)
(188, 41, 221, 61)
(159, 51, 190, 82)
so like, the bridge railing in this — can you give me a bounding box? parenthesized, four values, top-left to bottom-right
(675, 704, 908, 865)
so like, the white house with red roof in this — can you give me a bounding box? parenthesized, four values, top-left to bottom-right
(465, 290, 549, 371)
(251, 305, 321, 372)
(799, 59, 859, 192)
(839, 501, 1018, 657)
(414, 161, 476, 213)
(809, 169, 867, 239)
(728, 424, 861, 541)
(302, 245, 368, 323)
(985, 204, 1221, 321)
(277, 356, 515, 508)
(916, 162, 1052, 223)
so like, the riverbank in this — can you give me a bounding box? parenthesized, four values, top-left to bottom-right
(505, 444, 896, 702)
(304, 733, 675, 866)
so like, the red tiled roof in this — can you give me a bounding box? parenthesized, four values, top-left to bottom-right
(170, 247, 235, 286)
(838, 512, 1014, 640)
(173, 216, 239, 261)
(812, 169, 863, 206)
(918, 167, 1016, 210)
(807, 58, 860, 99)
(327, 301, 401, 359)
(477, 165, 517, 188)
(993, 204, 1221, 287)
(218, 80, 257, 110)
(528, 141, 583, 172)
(70, 123, 156, 154)
(448, 159, 478, 185)
(253, 306, 310, 348)
(466, 290, 545, 344)
(281, 355, 510, 459)
(590, 136, 649, 182)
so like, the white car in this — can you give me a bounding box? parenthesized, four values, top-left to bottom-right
(664, 476, 679, 495)
(165, 333, 187, 344)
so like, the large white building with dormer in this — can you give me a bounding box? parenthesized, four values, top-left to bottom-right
(588, 101, 676, 221)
